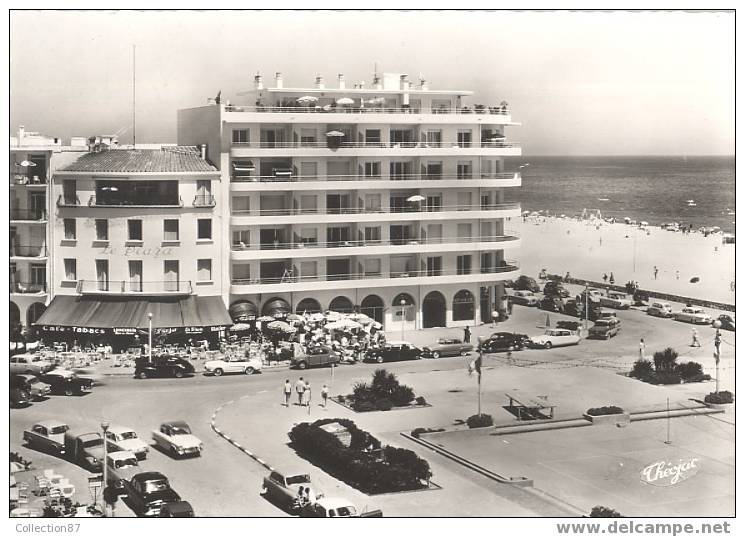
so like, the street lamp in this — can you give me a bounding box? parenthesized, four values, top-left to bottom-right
(400, 299, 406, 341)
(148, 312, 153, 363)
(100, 420, 110, 516)
(583, 282, 589, 335)
(713, 320, 722, 393)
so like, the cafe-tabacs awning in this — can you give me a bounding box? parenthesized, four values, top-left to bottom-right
(35, 295, 232, 335)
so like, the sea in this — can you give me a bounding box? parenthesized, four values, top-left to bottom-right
(504, 156, 736, 233)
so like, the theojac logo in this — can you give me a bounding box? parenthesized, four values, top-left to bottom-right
(640, 458, 700, 486)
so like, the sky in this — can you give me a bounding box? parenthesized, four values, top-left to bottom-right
(9, 9, 735, 155)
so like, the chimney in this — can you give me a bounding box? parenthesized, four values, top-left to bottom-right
(199, 144, 208, 161)
(338, 74, 345, 90)
(254, 73, 264, 90)
(315, 76, 325, 89)
(18, 125, 25, 141)
(275, 72, 283, 89)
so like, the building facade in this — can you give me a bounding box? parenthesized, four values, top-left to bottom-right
(178, 71, 522, 330)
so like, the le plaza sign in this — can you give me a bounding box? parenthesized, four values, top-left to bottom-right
(98, 245, 176, 258)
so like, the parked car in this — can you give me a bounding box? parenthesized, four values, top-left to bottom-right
(152, 421, 203, 458)
(10, 376, 32, 407)
(134, 356, 195, 379)
(204, 355, 262, 376)
(556, 320, 581, 332)
(9, 354, 54, 375)
(23, 420, 69, 455)
(633, 289, 650, 305)
(123, 472, 182, 517)
(159, 501, 195, 518)
(106, 451, 141, 490)
(600, 291, 633, 309)
(514, 275, 541, 293)
(543, 280, 570, 298)
(647, 301, 674, 318)
(105, 425, 149, 460)
(262, 468, 317, 511)
(510, 290, 539, 307)
(539, 295, 565, 313)
(300, 497, 383, 518)
(291, 346, 341, 369)
(528, 329, 581, 349)
(365, 342, 421, 363)
(588, 318, 622, 340)
(714, 314, 735, 331)
(421, 338, 474, 359)
(39, 369, 93, 396)
(64, 432, 106, 471)
(12, 374, 50, 400)
(674, 307, 713, 324)
(480, 332, 529, 353)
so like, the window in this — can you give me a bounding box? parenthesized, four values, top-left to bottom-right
(481, 252, 494, 273)
(390, 161, 411, 179)
(232, 230, 250, 248)
(364, 162, 381, 177)
(327, 227, 350, 244)
(457, 255, 472, 275)
(300, 195, 317, 213)
(197, 219, 212, 240)
(163, 219, 179, 241)
(96, 259, 109, 291)
(63, 219, 76, 240)
(457, 130, 472, 148)
(481, 194, 491, 209)
(233, 196, 251, 213)
(426, 194, 442, 212)
(197, 259, 212, 281)
(129, 260, 143, 292)
(364, 226, 381, 243)
(299, 228, 318, 245)
(128, 219, 143, 241)
(425, 161, 443, 179)
(233, 264, 251, 281)
(300, 261, 317, 278)
(64, 259, 77, 281)
(95, 219, 108, 241)
(300, 128, 317, 146)
(457, 161, 473, 179)
(457, 192, 472, 210)
(232, 129, 249, 144)
(424, 130, 442, 147)
(63, 180, 77, 204)
(364, 194, 381, 212)
(426, 256, 443, 276)
(163, 260, 180, 292)
(364, 258, 381, 276)
(453, 289, 475, 321)
(365, 129, 381, 145)
(457, 223, 472, 240)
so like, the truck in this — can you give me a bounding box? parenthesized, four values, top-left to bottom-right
(64, 431, 106, 471)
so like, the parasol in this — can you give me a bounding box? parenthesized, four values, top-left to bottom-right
(230, 323, 251, 331)
(325, 131, 345, 137)
(309, 312, 326, 322)
(326, 319, 362, 331)
(297, 96, 318, 103)
(257, 315, 275, 322)
(336, 97, 354, 105)
(286, 313, 303, 321)
(407, 195, 426, 202)
(18, 160, 36, 167)
(267, 320, 293, 332)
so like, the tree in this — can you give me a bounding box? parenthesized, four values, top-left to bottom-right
(653, 347, 678, 373)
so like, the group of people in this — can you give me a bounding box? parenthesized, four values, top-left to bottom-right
(283, 378, 330, 407)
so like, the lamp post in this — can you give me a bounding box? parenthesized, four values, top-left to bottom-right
(100, 420, 110, 516)
(400, 299, 406, 341)
(148, 312, 153, 363)
(583, 283, 589, 335)
(713, 321, 722, 393)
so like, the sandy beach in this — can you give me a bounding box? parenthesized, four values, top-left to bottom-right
(512, 216, 736, 305)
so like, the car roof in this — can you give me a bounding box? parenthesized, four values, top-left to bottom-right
(134, 471, 168, 481)
(162, 420, 190, 428)
(108, 450, 138, 461)
(384, 341, 413, 346)
(314, 497, 355, 509)
(273, 466, 312, 477)
(108, 425, 136, 434)
(12, 373, 37, 381)
(35, 419, 68, 429)
(45, 369, 75, 377)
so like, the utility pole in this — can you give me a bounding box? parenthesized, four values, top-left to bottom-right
(584, 282, 589, 334)
(664, 398, 671, 444)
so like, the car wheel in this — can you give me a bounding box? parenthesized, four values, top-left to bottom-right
(297, 361, 307, 370)
(432, 351, 441, 359)
(64, 386, 74, 396)
(605, 334, 611, 340)
(544, 342, 552, 349)
(174, 370, 184, 379)
(376, 356, 384, 363)
(137, 371, 148, 380)
(508, 345, 515, 351)
(213, 368, 224, 376)
(460, 351, 469, 356)
(245, 367, 255, 375)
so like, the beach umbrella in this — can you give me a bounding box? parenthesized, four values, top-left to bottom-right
(267, 320, 292, 331)
(322, 104, 333, 111)
(325, 130, 345, 137)
(371, 321, 383, 330)
(326, 319, 363, 331)
(18, 160, 37, 167)
(297, 96, 318, 103)
(309, 312, 325, 322)
(257, 315, 275, 322)
(336, 97, 354, 105)
(347, 313, 373, 325)
(407, 195, 426, 202)
(10, 461, 24, 474)
(229, 323, 251, 332)
(286, 313, 303, 321)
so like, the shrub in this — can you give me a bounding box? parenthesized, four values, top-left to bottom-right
(353, 400, 377, 413)
(466, 413, 494, 428)
(586, 406, 624, 416)
(704, 391, 733, 404)
(391, 384, 415, 406)
(653, 347, 678, 373)
(589, 506, 623, 518)
(374, 398, 393, 411)
(630, 359, 655, 380)
(415, 396, 427, 406)
(654, 371, 682, 385)
(336, 394, 345, 403)
(675, 361, 704, 381)
(685, 372, 712, 383)
(347, 369, 419, 411)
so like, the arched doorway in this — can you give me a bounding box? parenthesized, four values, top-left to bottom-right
(328, 296, 354, 313)
(10, 302, 21, 340)
(453, 289, 475, 321)
(392, 292, 416, 323)
(27, 302, 47, 326)
(422, 291, 446, 328)
(261, 297, 291, 318)
(360, 295, 384, 324)
(229, 300, 258, 322)
(296, 298, 322, 314)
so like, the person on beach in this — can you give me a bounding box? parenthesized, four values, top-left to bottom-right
(691, 328, 701, 348)
(603, 273, 608, 283)
(653, 266, 658, 280)
(295, 377, 306, 405)
(609, 273, 615, 285)
(304, 382, 312, 407)
(321, 384, 329, 407)
(639, 338, 646, 360)
(284, 379, 292, 407)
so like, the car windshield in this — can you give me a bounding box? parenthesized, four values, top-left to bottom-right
(335, 506, 357, 517)
(286, 474, 310, 485)
(595, 321, 610, 326)
(115, 458, 138, 468)
(170, 424, 192, 435)
(120, 431, 138, 440)
(145, 479, 170, 492)
(49, 425, 69, 434)
(82, 437, 103, 448)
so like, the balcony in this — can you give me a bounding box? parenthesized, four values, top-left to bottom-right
(11, 175, 47, 187)
(225, 104, 510, 116)
(77, 280, 193, 296)
(10, 245, 48, 258)
(231, 172, 520, 184)
(235, 202, 519, 217)
(9, 281, 47, 295)
(228, 140, 519, 150)
(193, 194, 216, 208)
(57, 195, 81, 207)
(88, 195, 184, 208)
(10, 210, 47, 222)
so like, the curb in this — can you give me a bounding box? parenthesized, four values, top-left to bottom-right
(210, 396, 275, 473)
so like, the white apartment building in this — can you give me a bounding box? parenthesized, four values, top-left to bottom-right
(179, 71, 522, 330)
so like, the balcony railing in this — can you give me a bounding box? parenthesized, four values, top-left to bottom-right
(193, 194, 216, 208)
(11, 175, 47, 186)
(232, 234, 519, 252)
(76, 280, 193, 295)
(225, 104, 510, 115)
(88, 196, 184, 208)
(233, 202, 519, 218)
(231, 262, 519, 286)
(10, 281, 47, 294)
(10, 210, 47, 221)
(57, 195, 81, 207)
(231, 172, 520, 184)
(230, 140, 519, 150)
(10, 245, 48, 257)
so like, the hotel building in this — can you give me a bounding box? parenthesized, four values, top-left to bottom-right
(178, 72, 522, 329)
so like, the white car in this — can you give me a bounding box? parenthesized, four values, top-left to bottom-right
(10, 354, 54, 375)
(600, 291, 633, 309)
(674, 307, 713, 324)
(510, 290, 539, 307)
(204, 355, 262, 376)
(152, 421, 203, 458)
(106, 451, 141, 489)
(647, 301, 674, 318)
(528, 329, 581, 349)
(105, 425, 150, 460)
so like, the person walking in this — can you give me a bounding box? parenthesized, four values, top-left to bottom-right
(609, 273, 615, 285)
(691, 328, 701, 347)
(321, 384, 329, 408)
(304, 382, 312, 407)
(463, 325, 471, 344)
(603, 273, 608, 283)
(653, 266, 658, 280)
(295, 377, 306, 405)
(492, 309, 499, 328)
(283, 379, 292, 407)
(639, 338, 646, 360)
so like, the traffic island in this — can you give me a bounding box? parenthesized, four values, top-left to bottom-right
(333, 368, 430, 412)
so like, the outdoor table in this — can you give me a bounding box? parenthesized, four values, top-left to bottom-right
(505, 390, 556, 420)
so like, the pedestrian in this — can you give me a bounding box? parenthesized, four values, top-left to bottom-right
(603, 273, 608, 283)
(653, 266, 658, 280)
(463, 325, 471, 343)
(609, 273, 615, 285)
(691, 328, 701, 347)
(491, 310, 499, 328)
(321, 384, 329, 407)
(639, 338, 646, 360)
(565, 271, 571, 281)
(295, 377, 306, 405)
(507, 297, 514, 315)
(283, 379, 292, 407)
(305, 382, 312, 407)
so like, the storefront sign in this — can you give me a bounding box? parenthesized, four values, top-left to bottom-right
(113, 328, 138, 335)
(640, 458, 700, 487)
(185, 326, 205, 334)
(153, 327, 180, 336)
(99, 245, 175, 258)
(38, 325, 106, 335)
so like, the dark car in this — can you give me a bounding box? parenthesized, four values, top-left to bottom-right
(539, 295, 565, 313)
(134, 356, 195, 379)
(514, 275, 541, 293)
(556, 320, 581, 332)
(10, 375, 32, 407)
(714, 314, 735, 331)
(633, 289, 650, 305)
(12, 374, 51, 400)
(365, 342, 421, 363)
(291, 346, 341, 369)
(39, 369, 93, 396)
(480, 332, 529, 353)
(421, 338, 474, 359)
(159, 500, 194, 518)
(563, 298, 581, 317)
(543, 280, 570, 298)
(123, 472, 182, 517)
(588, 318, 622, 340)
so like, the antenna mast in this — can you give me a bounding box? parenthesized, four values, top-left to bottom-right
(132, 44, 136, 146)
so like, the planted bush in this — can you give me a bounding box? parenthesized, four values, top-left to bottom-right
(415, 396, 427, 406)
(589, 506, 623, 518)
(411, 427, 444, 438)
(630, 359, 655, 381)
(675, 361, 708, 382)
(466, 413, 494, 429)
(346, 369, 420, 412)
(704, 391, 733, 404)
(654, 371, 682, 385)
(586, 406, 624, 416)
(653, 347, 678, 373)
